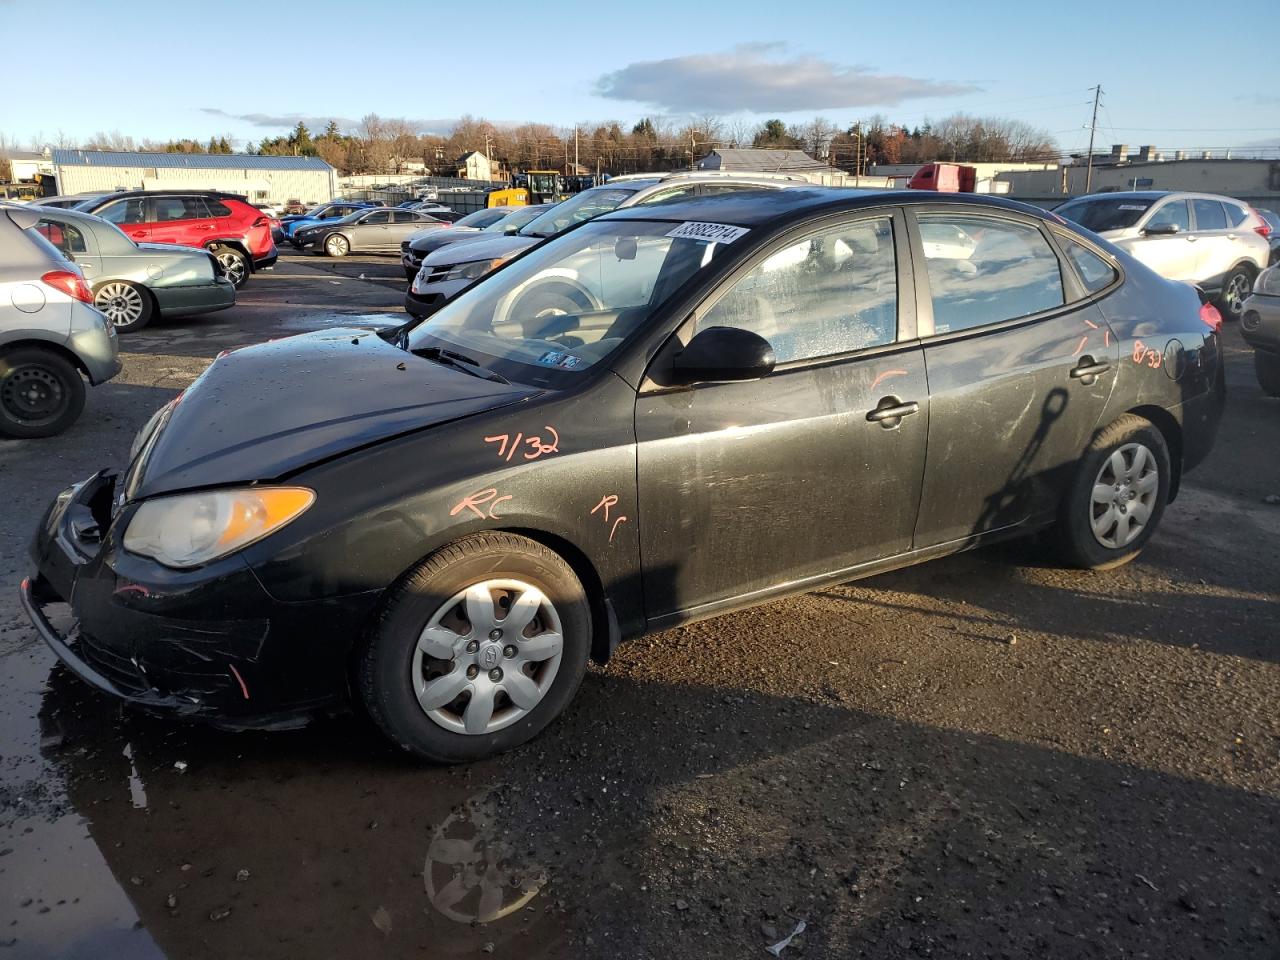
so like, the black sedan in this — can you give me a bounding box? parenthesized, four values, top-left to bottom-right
(21, 189, 1225, 763)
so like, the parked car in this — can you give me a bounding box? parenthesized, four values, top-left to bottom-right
(400, 205, 547, 280)
(404, 171, 810, 318)
(31, 193, 112, 210)
(279, 201, 380, 244)
(72, 191, 276, 290)
(20, 189, 1224, 762)
(283, 199, 306, 215)
(1241, 265, 1280, 395)
(1254, 208, 1280, 265)
(0, 203, 120, 437)
(296, 208, 449, 257)
(32, 206, 235, 333)
(1054, 191, 1270, 320)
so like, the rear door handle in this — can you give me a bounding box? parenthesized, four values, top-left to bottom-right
(866, 396, 920, 427)
(1070, 357, 1111, 384)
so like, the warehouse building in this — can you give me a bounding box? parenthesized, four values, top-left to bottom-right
(696, 148, 856, 186)
(49, 150, 338, 205)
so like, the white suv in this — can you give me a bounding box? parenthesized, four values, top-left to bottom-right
(1054, 191, 1271, 320)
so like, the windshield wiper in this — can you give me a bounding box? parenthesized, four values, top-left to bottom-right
(416, 346, 510, 384)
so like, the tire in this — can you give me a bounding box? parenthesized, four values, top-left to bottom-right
(211, 246, 249, 288)
(0, 347, 87, 439)
(92, 280, 153, 333)
(1056, 414, 1171, 570)
(358, 532, 591, 763)
(1256, 351, 1280, 397)
(325, 234, 350, 258)
(510, 285, 594, 338)
(1216, 264, 1254, 321)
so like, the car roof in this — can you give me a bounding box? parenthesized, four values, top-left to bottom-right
(83, 189, 248, 201)
(601, 187, 1060, 229)
(1064, 190, 1247, 205)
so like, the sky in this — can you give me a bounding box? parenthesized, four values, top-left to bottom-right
(2, 0, 1276, 157)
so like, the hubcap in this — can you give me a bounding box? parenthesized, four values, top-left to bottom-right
(94, 282, 144, 327)
(1090, 442, 1158, 549)
(329, 237, 348, 255)
(0, 365, 64, 424)
(1225, 274, 1250, 315)
(412, 579, 564, 736)
(216, 251, 246, 284)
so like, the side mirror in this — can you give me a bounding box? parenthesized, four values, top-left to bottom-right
(1142, 223, 1179, 236)
(503, 223, 520, 234)
(670, 326, 775, 385)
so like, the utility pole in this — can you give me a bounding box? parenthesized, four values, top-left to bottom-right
(689, 130, 696, 171)
(574, 126, 579, 172)
(1085, 84, 1102, 193)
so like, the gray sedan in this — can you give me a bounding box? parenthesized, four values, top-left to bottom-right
(33, 206, 234, 333)
(296, 208, 447, 257)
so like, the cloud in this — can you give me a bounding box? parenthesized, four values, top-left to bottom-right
(199, 109, 460, 136)
(595, 43, 977, 114)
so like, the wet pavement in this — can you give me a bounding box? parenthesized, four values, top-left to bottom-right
(1, 249, 1278, 958)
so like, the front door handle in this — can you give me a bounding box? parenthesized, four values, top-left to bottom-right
(866, 396, 920, 428)
(1070, 356, 1111, 385)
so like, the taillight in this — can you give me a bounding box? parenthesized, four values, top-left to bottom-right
(41, 270, 93, 304)
(1246, 208, 1271, 238)
(252, 216, 268, 227)
(1199, 302, 1223, 333)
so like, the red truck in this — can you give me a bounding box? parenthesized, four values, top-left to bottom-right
(907, 163, 977, 192)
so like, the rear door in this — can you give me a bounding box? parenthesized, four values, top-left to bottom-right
(387, 210, 430, 248)
(1189, 197, 1237, 286)
(908, 207, 1118, 547)
(148, 196, 214, 246)
(1133, 198, 1197, 280)
(94, 196, 149, 242)
(635, 208, 929, 621)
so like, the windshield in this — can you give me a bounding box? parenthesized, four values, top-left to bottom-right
(407, 218, 741, 385)
(482, 204, 546, 232)
(302, 204, 331, 218)
(1055, 197, 1152, 233)
(455, 208, 508, 229)
(518, 185, 648, 239)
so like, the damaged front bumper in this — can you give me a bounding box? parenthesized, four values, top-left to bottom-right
(21, 471, 367, 730)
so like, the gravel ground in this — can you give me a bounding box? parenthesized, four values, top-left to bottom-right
(1, 248, 1277, 959)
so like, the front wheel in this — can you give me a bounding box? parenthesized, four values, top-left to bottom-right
(325, 234, 350, 258)
(93, 280, 153, 332)
(1056, 414, 1171, 570)
(1256, 351, 1280, 396)
(1217, 265, 1254, 321)
(0, 347, 87, 439)
(358, 533, 591, 763)
(212, 246, 249, 288)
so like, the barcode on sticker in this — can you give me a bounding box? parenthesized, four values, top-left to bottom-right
(666, 221, 750, 243)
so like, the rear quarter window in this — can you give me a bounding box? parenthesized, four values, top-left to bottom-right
(1060, 236, 1118, 294)
(206, 199, 233, 218)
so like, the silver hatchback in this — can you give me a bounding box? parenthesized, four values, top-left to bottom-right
(1054, 191, 1271, 320)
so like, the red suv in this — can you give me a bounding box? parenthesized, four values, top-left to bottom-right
(74, 191, 277, 288)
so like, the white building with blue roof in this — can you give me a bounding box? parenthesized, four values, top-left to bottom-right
(51, 150, 337, 205)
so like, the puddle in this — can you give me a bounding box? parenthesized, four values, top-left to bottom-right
(0, 644, 165, 959)
(276, 312, 404, 332)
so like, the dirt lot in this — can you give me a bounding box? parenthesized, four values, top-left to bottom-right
(1, 248, 1277, 959)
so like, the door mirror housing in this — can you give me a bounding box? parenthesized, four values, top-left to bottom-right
(1142, 223, 1180, 236)
(669, 326, 776, 385)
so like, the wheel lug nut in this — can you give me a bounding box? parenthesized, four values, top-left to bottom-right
(466, 665, 479, 679)
(488, 668, 502, 682)
(488, 629, 502, 640)
(503, 645, 517, 658)
(466, 640, 479, 653)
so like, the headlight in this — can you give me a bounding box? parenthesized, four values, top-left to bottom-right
(123, 487, 315, 568)
(1254, 265, 1280, 296)
(442, 257, 508, 282)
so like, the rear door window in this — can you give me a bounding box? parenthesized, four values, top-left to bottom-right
(153, 196, 207, 222)
(917, 214, 1064, 334)
(1192, 199, 1228, 231)
(362, 210, 392, 224)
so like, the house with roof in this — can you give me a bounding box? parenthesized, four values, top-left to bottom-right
(455, 151, 493, 181)
(49, 150, 338, 205)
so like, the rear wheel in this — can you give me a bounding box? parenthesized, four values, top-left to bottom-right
(358, 533, 591, 763)
(1217, 264, 1254, 321)
(212, 246, 249, 288)
(93, 280, 152, 333)
(325, 234, 350, 258)
(1256, 351, 1280, 396)
(0, 347, 86, 439)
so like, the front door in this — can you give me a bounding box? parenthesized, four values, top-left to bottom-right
(636, 210, 929, 623)
(95, 196, 149, 243)
(1131, 198, 1198, 281)
(909, 209, 1118, 548)
(351, 209, 392, 251)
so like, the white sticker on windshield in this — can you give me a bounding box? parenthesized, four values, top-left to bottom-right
(1118, 204, 1149, 211)
(666, 221, 750, 244)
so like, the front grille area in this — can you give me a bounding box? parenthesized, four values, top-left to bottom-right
(76, 631, 149, 696)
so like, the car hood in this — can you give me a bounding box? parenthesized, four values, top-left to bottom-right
(407, 225, 478, 250)
(421, 233, 538, 268)
(130, 328, 539, 499)
(409, 228, 495, 255)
